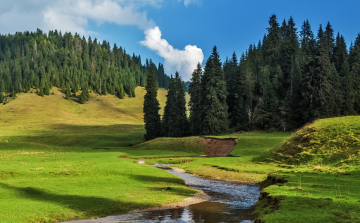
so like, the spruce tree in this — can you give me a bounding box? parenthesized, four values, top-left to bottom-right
(300, 19, 317, 123)
(65, 85, 71, 100)
(256, 77, 280, 131)
(38, 88, 44, 97)
(334, 34, 353, 115)
(44, 83, 50, 95)
(303, 25, 335, 119)
(189, 63, 203, 135)
(349, 34, 360, 112)
(232, 54, 249, 130)
(224, 52, 239, 128)
(79, 84, 89, 104)
(162, 75, 176, 136)
(200, 46, 229, 135)
(143, 64, 161, 141)
(162, 72, 188, 137)
(174, 72, 189, 136)
(0, 92, 4, 104)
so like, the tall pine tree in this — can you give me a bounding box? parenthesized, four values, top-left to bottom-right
(143, 64, 161, 141)
(189, 63, 203, 135)
(200, 46, 229, 135)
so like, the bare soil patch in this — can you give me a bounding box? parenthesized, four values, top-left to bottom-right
(201, 137, 237, 157)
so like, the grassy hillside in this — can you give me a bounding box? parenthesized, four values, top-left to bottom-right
(1, 88, 360, 222)
(276, 116, 360, 165)
(0, 87, 204, 223)
(148, 119, 360, 223)
(254, 117, 360, 223)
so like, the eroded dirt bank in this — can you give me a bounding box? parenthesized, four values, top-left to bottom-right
(201, 137, 237, 157)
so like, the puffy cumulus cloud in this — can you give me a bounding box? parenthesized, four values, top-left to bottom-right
(0, 0, 204, 79)
(140, 26, 204, 80)
(0, 0, 155, 35)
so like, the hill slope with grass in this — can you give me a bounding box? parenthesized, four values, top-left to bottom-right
(0, 86, 205, 223)
(275, 116, 360, 165)
(0, 86, 168, 128)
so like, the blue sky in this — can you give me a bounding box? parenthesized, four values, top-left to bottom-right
(1, 0, 360, 80)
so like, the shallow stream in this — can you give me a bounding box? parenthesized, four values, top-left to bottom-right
(64, 165, 260, 223)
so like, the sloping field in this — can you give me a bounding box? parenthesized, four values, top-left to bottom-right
(0, 87, 204, 223)
(276, 116, 360, 165)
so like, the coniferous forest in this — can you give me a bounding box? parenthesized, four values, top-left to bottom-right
(1, 15, 360, 136)
(219, 15, 360, 131)
(147, 14, 360, 139)
(0, 29, 170, 103)
(193, 15, 360, 134)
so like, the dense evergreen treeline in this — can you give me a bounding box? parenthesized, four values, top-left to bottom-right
(221, 15, 360, 131)
(155, 14, 360, 139)
(144, 14, 360, 139)
(0, 28, 170, 103)
(144, 46, 229, 139)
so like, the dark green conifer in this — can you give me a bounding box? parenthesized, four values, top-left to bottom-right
(44, 83, 50, 95)
(143, 64, 161, 141)
(65, 85, 71, 100)
(79, 84, 89, 104)
(224, 52, 239, 128)
(162, 72, 188, 137)
(38, 88, 44, 97)
(349, 34, 360, 112)
(162, 75, 176, 136)
(174, 72, 189, 136)
(256, 77, 280, 131)
(200, 46, 229, 135)
(0, 92, 4, 104)
(189, 63, 203, 135)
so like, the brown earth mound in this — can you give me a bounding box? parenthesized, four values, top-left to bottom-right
(201, 137, 237, 157)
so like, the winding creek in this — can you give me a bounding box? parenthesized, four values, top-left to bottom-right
(65, 165, 260, 223)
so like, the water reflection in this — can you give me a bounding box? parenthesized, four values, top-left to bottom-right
(110, 168, 260, 223)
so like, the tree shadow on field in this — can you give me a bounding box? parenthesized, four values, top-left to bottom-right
(48, 124, 144, 134)
(0, 124, 145, 150)
(125, 173, 185, 185)
(0, 182, 152, 219)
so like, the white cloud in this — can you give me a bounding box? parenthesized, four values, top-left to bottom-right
(140, 26, 204, 80)
(0, 0, 155, 35)
(178, 0, 200, 7)
(0, 0, 204, 80)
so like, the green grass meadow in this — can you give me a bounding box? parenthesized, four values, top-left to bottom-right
(0, 87, 200, 222)
(1, 88, 360, 222)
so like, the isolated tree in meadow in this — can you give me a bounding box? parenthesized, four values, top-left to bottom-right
(200, 46, 229, 135)
(189, 63, 203, 135)
(143, 64, 161, 141)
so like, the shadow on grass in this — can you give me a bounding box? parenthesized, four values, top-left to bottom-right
(125, 173, 185, 185)
(48, 124, 144, 134)
(0, 124, 146, 150)
(0, 182, 154, 219)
